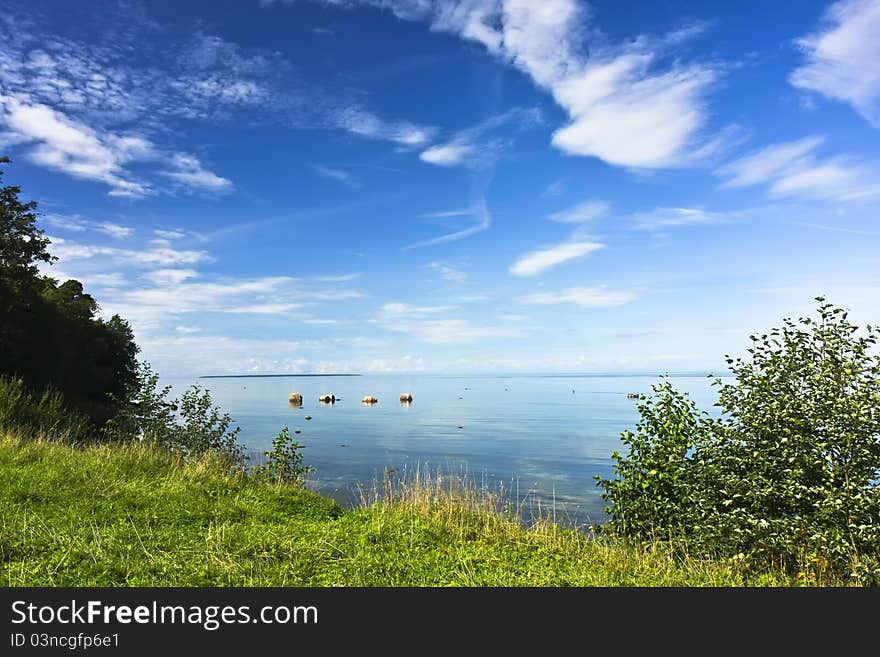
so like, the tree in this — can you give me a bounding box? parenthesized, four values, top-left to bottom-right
(597, 298, 880, 584)
(0, 156, 55, 377)
(0, 156, 53, 282)
(0, 158, 139, 427)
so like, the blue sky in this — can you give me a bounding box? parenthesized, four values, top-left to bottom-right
(1, 0, 879, 376)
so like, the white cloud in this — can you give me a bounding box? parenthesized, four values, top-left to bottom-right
(547, 199, 609, 223)
(99, 275, 302, 329)
(426, 261, 467, 283)
(790, 0, 880, 127)
(419, 141, 477, 166)
(0, 94, 232, 196)
(717, 136, 880, 201)
(374, 302, 524, 343)
(43, 215, 89, 232)
(88, 272, 128, 287)
(225, 303, 305, 314)
(337, 107, 435, 146)
(542, 178, 567, 197)
(43, 214, 135, 239)
(519, 285, 640, 308)
(153, 229, 187, 240)
(0, 94, 151, 196)
(377, 302, 460, 319)
(403, 197, 492, 249)
(509, 240, 604, 277)
(96, 222, 134, 239)
(717, 136, 825, 189)
(164, 153, 232, 191)
(549, 53, 716, 168)
(417, 208, 477, 219)
(48, 236, 211, 266)
(418, 106, 541, 168)
(313, 164, 360, 187)
(315, 272, 362, 283)
(134, 333, 422, 376)
(632, 207, 721, 230)
(322, 0, 719, 169)
(143, 269, 200, 285)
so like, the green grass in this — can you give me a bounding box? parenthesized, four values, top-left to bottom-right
(0, 432, 811, 586)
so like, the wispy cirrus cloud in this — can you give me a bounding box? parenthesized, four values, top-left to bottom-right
(313, 164, 361, 188)
(631, 207, 722, 231)
(303, 0, 720, 170)
(418, 106, 542, 168)
(509, 240, 604, 277)
(426, 261, 467, 283)
(403, 196, 492, 249)
(63, 261, 365, 331)
(336, 107, 435, 147)
(716, 136, 880, 201)
(547, 199, 610, 223)
(0, 94, 152, 196)
(163, 153, 233, 192)
(0, 93, 233, 197)
(0, 15, 267, 195)
(47, 236, 211, 266)
(43, 214, 135, 239)
(153, 229, 188, 241)
(419, 141, 478, 167)
(373, 302, 524, 343)
(790, 0, 880, 127)
(133, 333, 421, 376)
(518, 285, 640, 308)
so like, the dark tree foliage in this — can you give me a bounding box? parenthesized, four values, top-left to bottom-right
(0, 158, 139, 427)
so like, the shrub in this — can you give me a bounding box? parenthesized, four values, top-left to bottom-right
(0, 375, 90, 442)
(252, 425, 313, 485)
(106, 361, 245, 468)
(596, 298, 880, 584)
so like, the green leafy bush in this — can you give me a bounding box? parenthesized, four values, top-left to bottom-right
(597, 298, 880, 584)
(106, 361, 244, 468)
(253, 425, 313, 485)
(0, 375, 90, 442)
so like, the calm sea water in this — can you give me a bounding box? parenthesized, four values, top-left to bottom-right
(162, 373, 728, 528)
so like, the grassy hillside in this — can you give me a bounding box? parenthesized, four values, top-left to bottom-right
(1, 433, 806, 586)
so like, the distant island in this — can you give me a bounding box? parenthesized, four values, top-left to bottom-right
(199, 373, 361, 379)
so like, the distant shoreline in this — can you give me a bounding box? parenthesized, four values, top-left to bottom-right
(198, 373, 362, 379)
(196, 372, 717, 379)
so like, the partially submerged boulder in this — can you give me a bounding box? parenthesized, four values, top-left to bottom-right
(288, 392, 303, 405)
(362, 396, 378, 404)
(318, 394, 336, 403)
(399, 393, 413, 402)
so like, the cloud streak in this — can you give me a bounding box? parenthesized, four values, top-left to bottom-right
(547, 199, 610, 223)
(509, 240, 604, 277)
(716, 136, 880, 201)
(336, 107, 435, 147)
(403, 197, 492, 249)
(631, 207, 722, 231)
(374, 302, 524, 343)
(519, 285, 640, 308)
(314, 0, 720, 170)
(790, 0, 880, 127)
